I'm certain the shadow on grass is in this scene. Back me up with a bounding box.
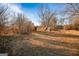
[8,39,79,56]
[32,35,79,48]
[0,35,29,54]
[0,35,79,56]
[8,41,79,56]
[36,31,79,38]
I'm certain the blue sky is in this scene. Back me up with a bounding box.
[2,3,66,26]
[19,3,66,25]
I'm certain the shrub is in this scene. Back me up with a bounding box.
[63,25,73,30]
[63,24,79,30]
[73,24,79,30]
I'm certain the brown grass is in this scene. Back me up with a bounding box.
[0,30,79,56]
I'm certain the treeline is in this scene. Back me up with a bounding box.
[0,4,79,35]
[36,4,79,31]
[63,4,79,30]
[0,4,34,35]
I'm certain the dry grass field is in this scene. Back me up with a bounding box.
[0,3,79,56]
[31,30,79,56]
[0,30,79,56]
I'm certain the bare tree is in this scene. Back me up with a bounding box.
[14,13,34,34]
[64,3,79,30]
[64,4,79,23]
[14,14,26,34]
[38,4,57,31]
[58,18,65,26]
[0,4,10,34]
[24,21,34,34]
[65,4,79,17]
